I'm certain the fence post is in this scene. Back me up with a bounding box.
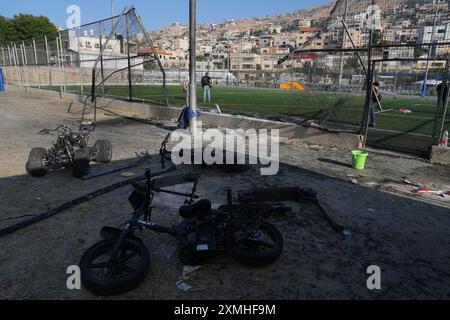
[1,47,7,85]
[432,57,450,148]
[32,38,41,89]
[21,41,30,90]
[56,35,64,97]
[16,44,24,87]
[125,12,133,101]
[13,44,22,86]
[7,46,15,85]
[76,29,84,95]
[44,35,53,91]
[99,21,105,96]
[58,32,67,93]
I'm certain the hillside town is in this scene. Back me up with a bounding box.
[144,0,450,86]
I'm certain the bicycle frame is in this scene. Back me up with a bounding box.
[108,169,200,261]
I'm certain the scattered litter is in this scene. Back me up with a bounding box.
[182,265,202,281]
[121,172,136,177]
[160,243,177,260]
[402,177,449,198]
[176,280,192,292]
[351,179,359,185]
[402,177,425,188]
[36,197,42,201]
[414,187,450,197]
[342,229,352,237]
[368,208,376,213]
[395,108,412,114]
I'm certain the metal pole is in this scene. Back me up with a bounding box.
[189,0,197,135]
[22,42,30,88]
[1,47,7,85]
[76,29,84,95]
[342,19,382,111]
[125,13,133,101]
[432,57,450,146]
[338,0,348,91]
[14,44,22,86]
[20,43,29,89]
[422,0,440,98]
[32,38,41,89]
[1,47,5,66]
[44,35,53,90]
[438,71,450,143]
[99,22,105,96]
[111,0,115,25]
[56,36,64,96]
[59,33,67,93]
[7,45,15,85]
[361,1,375,147]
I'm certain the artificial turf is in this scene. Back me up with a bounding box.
[56,84,446,138]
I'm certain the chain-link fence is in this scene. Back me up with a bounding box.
[278,0,450,156]
[1,1,450,156]
[0,8,169,106]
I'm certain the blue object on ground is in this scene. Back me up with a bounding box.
[0,67,5,92]
[178,106,200,129]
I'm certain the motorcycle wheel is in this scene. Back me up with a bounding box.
[73,148,90,178]
[93,140,113,163]
[80,239,150,296]
[226,222,283,267]
[26,148,48,177]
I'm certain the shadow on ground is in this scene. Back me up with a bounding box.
[0,156,449,300]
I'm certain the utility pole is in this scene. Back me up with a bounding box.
[111,0,115,19]
[189,0,197,135]
[338,0,348,91]
[422,0,441,98]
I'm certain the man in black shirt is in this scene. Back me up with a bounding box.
[437,79,449,107]
[201,72,212,102]
[369,82,382,128]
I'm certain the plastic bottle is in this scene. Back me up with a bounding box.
[441,130,449,147]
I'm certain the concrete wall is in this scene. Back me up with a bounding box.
[4,84,363,150]
[430,146,450,165]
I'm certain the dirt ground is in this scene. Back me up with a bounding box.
[0,91,449,300]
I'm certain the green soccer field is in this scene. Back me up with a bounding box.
[57,84,446,138]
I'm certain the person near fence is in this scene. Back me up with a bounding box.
[370,82,382,128]
[437,79,449,108]
[201,72,212,103]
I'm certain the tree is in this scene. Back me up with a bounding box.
[0,16,16,43]
[251,47,259,54]
[0,14,57,44]
[344,56,361,71]
[371,31,382,45]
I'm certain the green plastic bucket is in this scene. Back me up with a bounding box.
[352,150,369,170]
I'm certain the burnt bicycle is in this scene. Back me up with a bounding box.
[79,169,285,296]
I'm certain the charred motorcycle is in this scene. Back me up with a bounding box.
[26,125,113,178]
[79,169,284,296]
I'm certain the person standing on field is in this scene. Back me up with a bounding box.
[437,79,449,108]
[201,72,212,103]
[369,82,382,128]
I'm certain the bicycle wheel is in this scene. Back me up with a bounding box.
[80,239,150,296]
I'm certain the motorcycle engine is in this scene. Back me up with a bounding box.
[194,227,218,252]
